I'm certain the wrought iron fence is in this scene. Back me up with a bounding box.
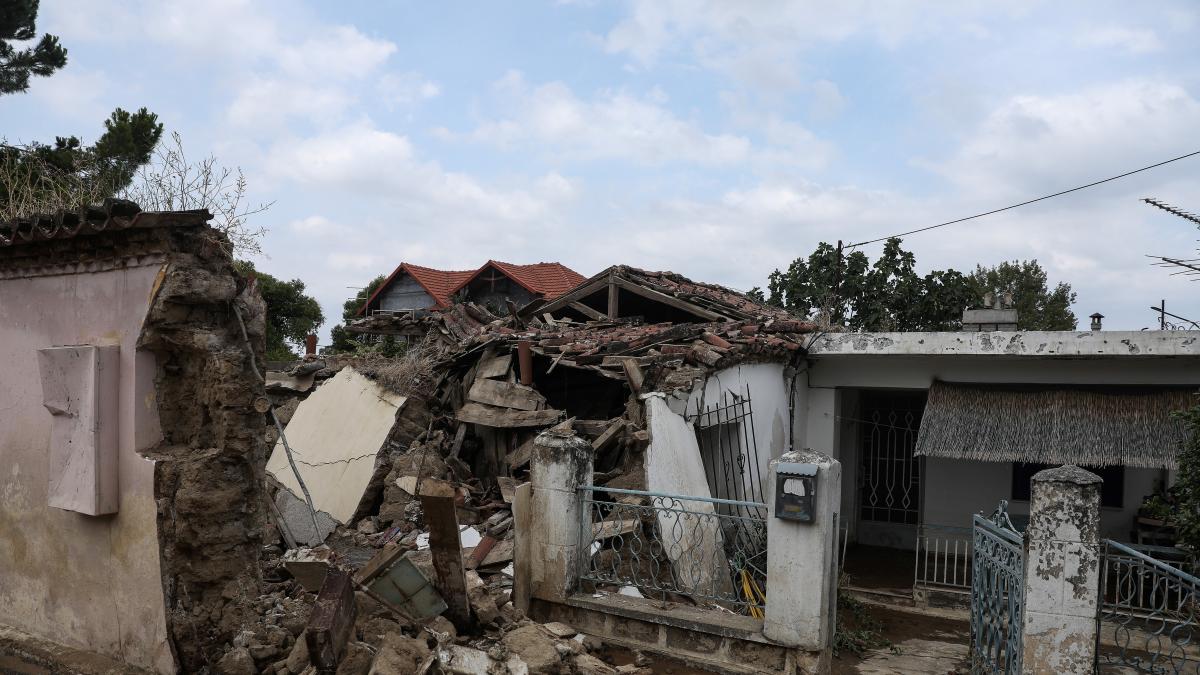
[1098,539,1200,673]
[915,524,973,592]
[578,485,768,614]
[971,502,1025,675]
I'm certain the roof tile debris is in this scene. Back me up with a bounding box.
[0,199,211,247]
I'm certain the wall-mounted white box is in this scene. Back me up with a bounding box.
[37,345,120,515]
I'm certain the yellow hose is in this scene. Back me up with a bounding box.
[740,569,766,619]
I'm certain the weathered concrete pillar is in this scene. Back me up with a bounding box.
[1021,465,1102,675]
[528,428,593,603]
[763,449,840,660]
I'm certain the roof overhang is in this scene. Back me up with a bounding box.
[914,381,1195,469]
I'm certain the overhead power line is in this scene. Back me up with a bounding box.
[847,149,1200,249]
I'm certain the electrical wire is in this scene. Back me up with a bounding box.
[847,149,1200,249]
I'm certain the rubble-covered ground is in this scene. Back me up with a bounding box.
[222,346,723,675]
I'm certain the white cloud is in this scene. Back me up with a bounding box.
[265,122,576,224]
[327,252,382,270]
[457,71,751,166]
[226,78,355,129]
[1076,25,1163,54]
[376,72,442,110]
[930,80,1200,199]
[289,215,340,235]
[452,71,832,169]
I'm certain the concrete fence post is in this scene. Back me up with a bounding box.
[763,449,841,660]
[1021,465,1102,675]
[527,428,593,603]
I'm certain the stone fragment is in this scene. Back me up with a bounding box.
[215,647,257,675]
[465,570,500,625]
[285,637,309,674]
[542,622,577,638]
[369,633,430,674]
[573,654,618,675]
[502,625,562,674]
[336,641,374,675]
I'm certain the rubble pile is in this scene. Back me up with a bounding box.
[218,266,822,674]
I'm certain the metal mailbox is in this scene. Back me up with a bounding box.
[774,462,818,523]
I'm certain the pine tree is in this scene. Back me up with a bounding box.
[0,0,68,95]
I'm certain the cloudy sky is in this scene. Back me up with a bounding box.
[9,1,1200,338]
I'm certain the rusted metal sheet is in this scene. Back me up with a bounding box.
[305,569,357,673]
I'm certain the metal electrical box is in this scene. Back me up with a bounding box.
[774,462,817,523]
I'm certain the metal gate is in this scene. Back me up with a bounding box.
[970,501,1025,675]
[1097,539,1200,673]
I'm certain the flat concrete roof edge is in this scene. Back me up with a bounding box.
[807,330,1200,358]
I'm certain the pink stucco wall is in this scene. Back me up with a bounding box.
[0,261,173,673]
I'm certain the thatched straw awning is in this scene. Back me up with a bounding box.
[914,381,1197,469]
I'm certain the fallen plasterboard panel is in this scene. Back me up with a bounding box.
[644,395,733,597]
[267,367,406,523]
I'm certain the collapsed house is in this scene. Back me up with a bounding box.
[7,204,1200,675]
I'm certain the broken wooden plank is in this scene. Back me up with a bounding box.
[419,478,473,630]
[306,569,357,673]
[512,482,532,613]
[448,423,467,461]
[479,538,514,568]
[354,543,408,585]
[497,476,518,503]
[456,402,562,428]
[568,301,606,321]
[476,353,512,380]
[592,419,624,453]
[465,535,498,570]
[622,359,644,393]
[467,379,545,411]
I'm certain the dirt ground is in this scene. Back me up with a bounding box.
[832,604,970,675]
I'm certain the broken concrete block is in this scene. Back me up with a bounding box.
[436,645,528,675]
[276,487,338,546]
[284,547,334,592]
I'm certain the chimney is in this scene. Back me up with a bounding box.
[961,293,1019,332]
[305,334,318,356]
[1090,313,1104,331]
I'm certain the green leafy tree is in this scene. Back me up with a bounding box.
[1172,405,1200,555]
[329,274,387,353]
[970,260,1077,330]
[1,107,163,218]
[1,0,67,95]
[764,238,975,331]
[237,262,325,361]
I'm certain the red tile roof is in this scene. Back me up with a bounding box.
[450,260,585,300]
[360,260,585,315]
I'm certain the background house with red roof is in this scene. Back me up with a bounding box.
[359,260,585,316]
